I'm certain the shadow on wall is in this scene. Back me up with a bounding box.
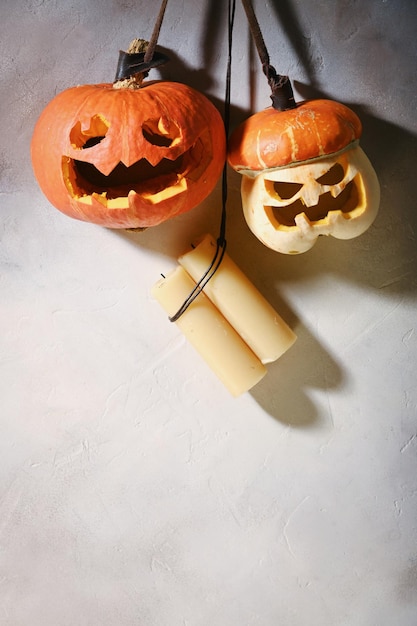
[114,85,416,423]
[154,0,319,121]
[112,9,417,423]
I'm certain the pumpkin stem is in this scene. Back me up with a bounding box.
[114,0,169,89]
[263,64,296,111]
[113,40,149,89]
[128,38,149,54]
[113,38,169,89]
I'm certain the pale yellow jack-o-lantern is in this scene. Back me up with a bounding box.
[228,99,380,254]
[241,144,380,254]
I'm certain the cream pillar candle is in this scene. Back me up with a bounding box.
[151,266,267,397]
[178,234,296,364]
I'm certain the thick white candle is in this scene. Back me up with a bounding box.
[178,234,297,364]
[151,266,267,397]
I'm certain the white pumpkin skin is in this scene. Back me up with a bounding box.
[240,145,380,254]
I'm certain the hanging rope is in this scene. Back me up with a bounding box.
[114,0,169,82]
[144,0,169,63]
[240,0,296,110]
[169,0,236,322]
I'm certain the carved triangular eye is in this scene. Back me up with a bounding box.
[70,115,109,149]
[273,181,303,200]
[142,117,181,147]
[316,162,345,185]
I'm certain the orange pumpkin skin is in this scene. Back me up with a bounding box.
[228,99,362,174]
[31,81,226,228]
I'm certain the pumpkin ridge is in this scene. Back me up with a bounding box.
[149,85,198,147]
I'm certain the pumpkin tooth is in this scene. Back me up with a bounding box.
[140,177,188,204]
[300,186,321,207]
[294,212,311,230]
[330,184,344,198]
[91,191,108,206]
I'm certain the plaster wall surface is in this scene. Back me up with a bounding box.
[1,1,416,625]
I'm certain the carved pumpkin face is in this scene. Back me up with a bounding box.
[228,99,380,254]
[31,81,226,229]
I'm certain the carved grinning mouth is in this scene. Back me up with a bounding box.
[63,143,206,208]
[265,178,360,228]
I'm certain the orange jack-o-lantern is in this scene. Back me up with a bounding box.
[31,80,226,229]
[228,99,380,254]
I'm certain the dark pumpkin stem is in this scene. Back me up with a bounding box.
[114,0,170,87]
[114,43,169,88]
[240,0,296,110]
[263,64,296,111]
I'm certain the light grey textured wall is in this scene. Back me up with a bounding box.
[1,3,417,625]
[1,0,416,182]
[1,0,416,272]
